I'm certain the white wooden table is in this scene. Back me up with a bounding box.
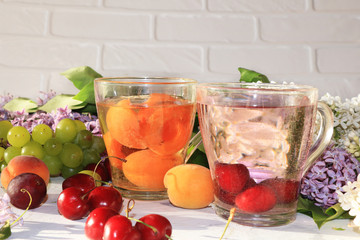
[4,177,360,240]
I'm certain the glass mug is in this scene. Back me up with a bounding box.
[196,82,333,227]
[94,77,197,200]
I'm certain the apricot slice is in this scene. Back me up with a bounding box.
[144,93,177,106]
[164,164,214,209]
[106,99,146,149]
[142,103,195,155]
[1,155,50,190]
[103,132,138,170]
[123,149,183,190]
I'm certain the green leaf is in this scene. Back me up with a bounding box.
[0,221,11,239]
[73,81,95,104]
[186,149,209,168]
[3,98,37,113]
[61,66,102,105]
[38,94,87,113]
[238,67,270,83]
[73,103,97,115]
[297,197,353,229]
[61,66,102,90]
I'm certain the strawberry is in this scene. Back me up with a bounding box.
[214,163,250,194]
[260,178,300,204]
[216,177,257,205]
[235,185,276,213]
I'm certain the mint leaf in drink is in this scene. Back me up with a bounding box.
[238,67,270,83]
[61,66,102,104]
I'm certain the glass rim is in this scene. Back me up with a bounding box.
[94,76,197,85]
[197,82,317,92]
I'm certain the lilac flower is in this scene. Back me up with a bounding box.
[36,90,56,106]
[301,145,360,209]
[0,194,23,227]
[0,92,102,136]
[0,93,13,109]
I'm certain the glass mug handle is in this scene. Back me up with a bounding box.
[302,101,334,174]
[186,101,334,174]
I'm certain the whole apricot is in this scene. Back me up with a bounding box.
[123,149,183,189]
[164,164,214,209]
[1,155,50,190]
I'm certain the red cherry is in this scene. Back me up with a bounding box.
[85,163,110,182]
[214,162,250,193]
[57,187,89,220]
[124,228,142,240]
[260,178,300,204]
[135,214,172,240]
[62,173,96,193]
[85,207,119,240]
[235,185,276,213]
[103,158,112,179]
[87,186,123,212]
[7,173,47,210]
[103,215,133,240]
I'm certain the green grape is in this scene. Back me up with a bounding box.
[74,120,86,132]
[32,124,53,145]
[75,130,93,149]
[42,155,63,177]
[7,126,31,148]
[4,146,21,164]
[0,147,5,161]
[82,148,101,167]
[0,161,7,172]
[21,140,45,159]
[61,165,82,179]
[91,136,106,154]
[59,143,83,168]
[0,120,13,144]
[44,138,63,156]
[55,118,77,143]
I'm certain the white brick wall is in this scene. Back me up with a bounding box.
[0,0,359,100]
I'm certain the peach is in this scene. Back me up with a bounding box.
[123,149,183,190]
[164,164,214,209]
[1,155,50,190]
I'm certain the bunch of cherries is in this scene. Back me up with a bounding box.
[57,171,172,240]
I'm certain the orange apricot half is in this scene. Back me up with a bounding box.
[142,103,195,155]
[106,99,146,149]
[103,132,126,170]
[164,164,214,209]
[123,149,183,190]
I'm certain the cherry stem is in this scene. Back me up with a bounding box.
[127,217,159,236]
[219,208,235,240]
[125,199,135,218]
[104,155,127,163]
[10,189,32,227]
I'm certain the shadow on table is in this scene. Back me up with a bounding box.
[12,220,84,240]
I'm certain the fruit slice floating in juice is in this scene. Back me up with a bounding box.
[106,99,147,149]
[103,132,138,170]
[123,149,183,189]
[142,103,194,155]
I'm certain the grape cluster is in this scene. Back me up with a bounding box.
[0,118,106,178]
